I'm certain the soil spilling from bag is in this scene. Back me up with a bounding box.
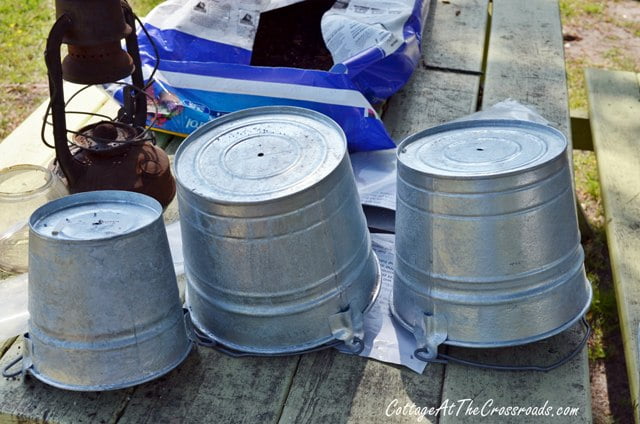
[251,0,335,70]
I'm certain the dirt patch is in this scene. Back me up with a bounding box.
[0,84,48,142]
[562,0,640,60]
[563,15,640,70]
[561,0,640,110]
[251,0,335,70]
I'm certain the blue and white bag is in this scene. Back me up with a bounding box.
[114,0,428,151]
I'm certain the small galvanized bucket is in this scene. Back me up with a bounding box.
[392,119,592,359]
[19,191,191,391]
[175,106,381,354]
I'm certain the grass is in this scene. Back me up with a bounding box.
[604,46,637,69]
[562,0,639,111]
[0,0,162,141]
[560,0,607,17]
[573,147,611,360]
[0,0,53,140]
[566,58,590,110]
[583,2,605,15]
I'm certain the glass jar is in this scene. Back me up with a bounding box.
[0,165,68,273]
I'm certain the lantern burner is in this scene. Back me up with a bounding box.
[73,122,140,152]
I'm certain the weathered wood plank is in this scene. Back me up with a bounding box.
[279,351,444,423]
[423,0,490,73]
[0,337,132,424]
[383,0,485,140]
[481,0,570,140]
[586,68,640,422]
[0,337,16,360]
[441,1,592,421]
[117,349,299,423]
[384,69,480,141]
[0,84,109,169]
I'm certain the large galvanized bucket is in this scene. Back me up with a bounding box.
[175,106,381,354]
[392,119,592,359]
[24,191,191,390]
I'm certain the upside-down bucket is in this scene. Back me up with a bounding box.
[392,119,592,359]
[175,106,381,354]
[23,191,191,390]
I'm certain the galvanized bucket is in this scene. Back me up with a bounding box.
[175,106,381,354]
[392,119,592,359]
[23,190,191,391]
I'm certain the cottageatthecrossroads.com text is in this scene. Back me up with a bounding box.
[385,398,581,420]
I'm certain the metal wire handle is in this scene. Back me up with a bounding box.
[414,317,591,372]
[2,355,23,379]
[41,80,161,150]
[183,309,364,358]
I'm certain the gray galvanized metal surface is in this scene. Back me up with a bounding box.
[24,190,191,391]
[392,119,592,357]
[175,106,380,354]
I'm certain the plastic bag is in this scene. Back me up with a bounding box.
[109,0,429,151]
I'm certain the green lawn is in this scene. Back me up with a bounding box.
[0,0,162,140]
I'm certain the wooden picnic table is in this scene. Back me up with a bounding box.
[0,0,593,422]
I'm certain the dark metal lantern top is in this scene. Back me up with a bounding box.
[56,0,135,84]
[62,42,134,85]
[55,0,132,45]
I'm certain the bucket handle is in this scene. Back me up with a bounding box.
[183,309,364,357]
[2,334,33,379]
[2,355,23,378]
[414,316,591,372]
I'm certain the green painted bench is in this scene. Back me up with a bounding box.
[0,1,593,422]
[585,68,640,423]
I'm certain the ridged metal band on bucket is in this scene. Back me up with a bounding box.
[175,106,381,354]
[392,119,592,358]
[26,190,192,391]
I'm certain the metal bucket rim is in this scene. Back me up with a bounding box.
[396,119,568,181]
[174,106,347,205]
[24,340,193,391]
[389,281,592,348]
[29,190,163,244]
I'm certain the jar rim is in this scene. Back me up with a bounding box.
[0,164,54,200]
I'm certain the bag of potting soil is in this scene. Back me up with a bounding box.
[110,0,429,151]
